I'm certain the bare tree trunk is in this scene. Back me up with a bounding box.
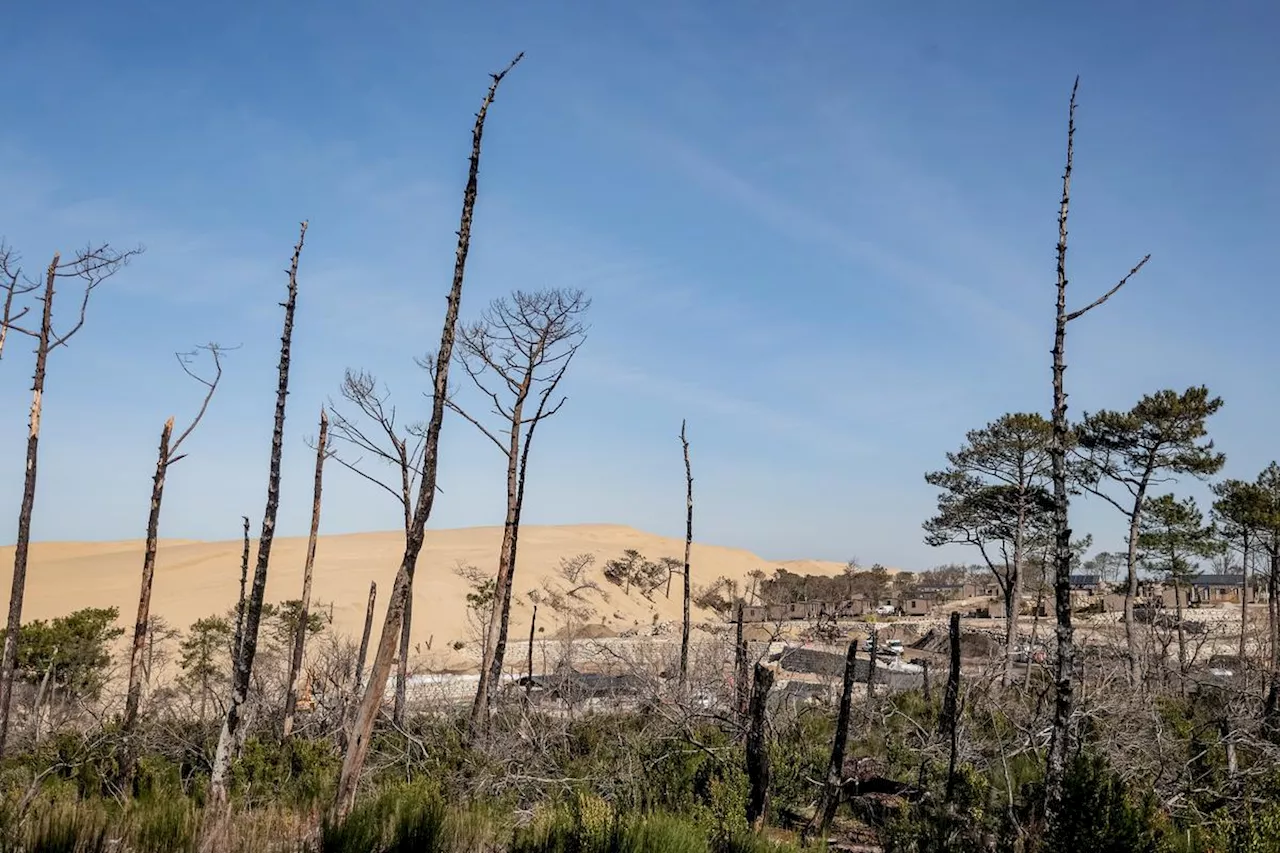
[922,660,932,704]
[470,413,525,730]
[526,604,536,704]
[1124,490,1146,685]
[943,611,962,803]
[1241,537,1250,662]
[680,420,693,693]
[867,630,878,699]
[0,257,57,756]
[333,54,522,819]
[735,601,749,721]
[31,649,56,747]
[354,582,376,696]
[233,516,250,667]
[1025,582,1044,692]
[812,640,857,843]
[119,419,173,784]
[1045,81,1079,809]
[394,586,412,726]
[283,409,328,739]
[745,662,774,831]
[206,222,307,822]
[1267,548,1279,729]
[1003,520,1024,688]
[1174,575,1187,687]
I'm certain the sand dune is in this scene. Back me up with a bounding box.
[1,524,851,671]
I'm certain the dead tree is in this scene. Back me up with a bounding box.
[809,639,858,843]
[942,612,961,803]
[1043,78,1149,807]
[354,582,376,695]
[680,420,693,693]
[333,53,523,819]
[120,344,226,783]
[735,601,750,721]
[0,243,140,755]
[206,222,308,818]
[283,409,330,738]
[867,630,879,699]
[745,662,774,831]
[526,603,538,704]
[326,368,426,718]
[0,244,38,362]
[449,286,591,732]
[233,516,251,664]
[394,593,412,725]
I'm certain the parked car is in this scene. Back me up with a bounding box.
[874,604,898,616]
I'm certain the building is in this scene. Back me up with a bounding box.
[1188,574,1261,605]
[1068,574,1103,593]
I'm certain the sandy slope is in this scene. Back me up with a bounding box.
[0,524,850,671]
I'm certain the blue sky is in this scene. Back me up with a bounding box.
[1,0,1276,570]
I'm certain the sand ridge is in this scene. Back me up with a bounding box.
[1,524,856,670]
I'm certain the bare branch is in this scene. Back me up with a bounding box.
[1065,254,1151,323]
[169,343,232,459]
[48,244,144,350]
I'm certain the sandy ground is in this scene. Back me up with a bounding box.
[0,523,852,672]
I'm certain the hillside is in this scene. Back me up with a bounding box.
[0,524,851,671]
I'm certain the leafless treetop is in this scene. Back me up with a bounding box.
[325,370,427,531]
[430,288,590,453]
[1,243,142,352]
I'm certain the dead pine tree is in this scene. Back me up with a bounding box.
[326,368,427,724]
[1043,77,1149,809]
[233,516,251,664]
[0,243,140,756]
[0,244,38,362]
[283,409,330,739]
[447,286,591,734]
[333,52,524,820]
[679,419,693,693]
[806,639,858,845]
[354,582,377,695]
[526,603,537,704]
[395,593,413,725]
[735,601,750,721]
[119,344,227,785]
[205,222,308,831]
[942,611,962,803]
[745,662,775,832]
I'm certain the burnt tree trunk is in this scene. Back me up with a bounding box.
[745,662,774,831]
[283,409,328,738]
[354,582,376,696]
[473,402,533,730]
[813,640,858,842]
[1045,82,1079,809]
[119,418,174,784]
[943,611,962,803]
[867,630,879,699]
[233,516,250,667]
[207,222,307,815]
[333,54,522,819]
[1123,484,1148,685]
[0,256,57,756]
[526,603,537,704]
[1241,536,1251,663]
[680,420,693,693]
[394,587,412,726]
[922,659,932,704]
[735,601,749,721]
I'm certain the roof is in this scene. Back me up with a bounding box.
[1193,574,1244,587]
[1068,574,1101,586]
